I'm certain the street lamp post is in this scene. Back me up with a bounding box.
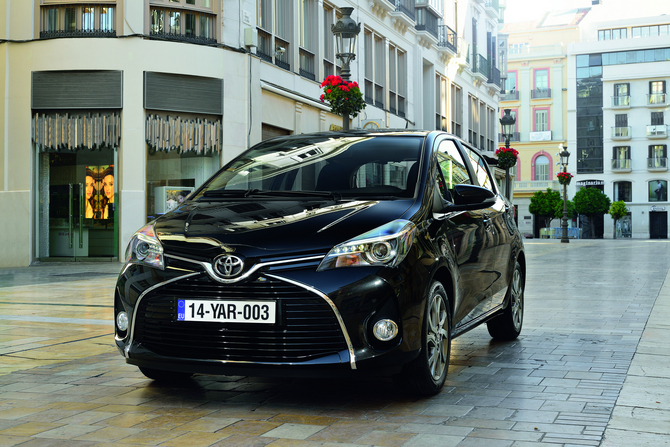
[331,7,361,130]
[499,109,516,199]
[558,143,571,243]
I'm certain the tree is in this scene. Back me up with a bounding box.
[609,201,629,239]
[573,188,612,239]
[529,188,562,229]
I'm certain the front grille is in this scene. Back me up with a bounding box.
[133,275,347,363]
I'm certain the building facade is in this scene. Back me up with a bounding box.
[499,10,587,237]
[568,14,670,238]
[0,0,502,267]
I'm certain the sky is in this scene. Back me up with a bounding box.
[503,0,594,23]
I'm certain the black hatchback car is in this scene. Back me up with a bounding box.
[115,130,525,396]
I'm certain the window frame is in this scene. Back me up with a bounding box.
[533,107,550,132]
[40,2,117,38]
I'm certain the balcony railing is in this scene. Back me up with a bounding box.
[299,48,315,81]
[498,132,520,142]
[515,180,561,192]
[474,54,489,78]
[648,157,668,171]
[612,158,632,171]
[274,37,290,71]
[488,66,501,87]
[531,88,551,99]
[437,25,457,53]
[647,124,668,138]
[257,28,273,63]
[395,0,416,21]
[612,126,631,139]
[485,0,500,10]
[500,90,519,101]
[415,9,439,39]
[611,95,630,107]
[647,93,667,106]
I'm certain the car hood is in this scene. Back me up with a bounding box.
[154,198,416,260]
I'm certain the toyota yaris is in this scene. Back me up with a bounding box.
[115,130,525,396]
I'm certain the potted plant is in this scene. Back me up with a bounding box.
[557,171,573,186]
[495,147,519,170]
[320,75,366,118]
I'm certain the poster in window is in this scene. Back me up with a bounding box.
[650,180,667,202]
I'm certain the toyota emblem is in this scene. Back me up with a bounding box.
[214,255,244,278]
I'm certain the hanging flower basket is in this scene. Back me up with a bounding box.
[495,147,519,170]
[557,171,573,186]
[320,75,366,118]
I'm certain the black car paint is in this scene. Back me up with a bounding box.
[115,130,524,378]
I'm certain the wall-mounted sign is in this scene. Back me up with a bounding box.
[529,131,552,141]
[576,180,605,186]
[650,206,666,212]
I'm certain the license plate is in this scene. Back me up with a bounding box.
[177,299,276,324]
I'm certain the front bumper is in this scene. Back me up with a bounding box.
[114,254,426,378]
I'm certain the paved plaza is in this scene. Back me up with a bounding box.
[0,239,668,446]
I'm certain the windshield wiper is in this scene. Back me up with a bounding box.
[202,189,253,198]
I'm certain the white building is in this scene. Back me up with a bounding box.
[568,13,670,238]
[0,0,502,267]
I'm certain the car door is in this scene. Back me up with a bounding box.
[430,138,490,328]
[460,143,513,311]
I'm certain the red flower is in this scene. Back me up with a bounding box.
[326,89,331,93]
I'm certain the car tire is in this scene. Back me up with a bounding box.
[397,281,451,396]
[487,260,524,340]
[139,367,193,382]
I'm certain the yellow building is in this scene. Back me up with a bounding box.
[500,9,589,237]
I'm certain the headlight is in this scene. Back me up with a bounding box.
[317,219,416,271]
[124,223,164,269]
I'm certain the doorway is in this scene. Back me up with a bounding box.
[650,211,668,239]
[36,149,117,261]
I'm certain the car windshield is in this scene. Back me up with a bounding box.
[195,134,424,200]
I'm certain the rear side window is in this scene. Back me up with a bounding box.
[464,148,495,192]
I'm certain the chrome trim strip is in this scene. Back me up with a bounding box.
[128,272,201,345]
[125,269,356,369]
[165,253,325,284]
[265,273,357,370]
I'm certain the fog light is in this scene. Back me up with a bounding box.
[116,311,129,331]
[373,319,398,341]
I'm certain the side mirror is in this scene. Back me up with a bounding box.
[445,184,496,212]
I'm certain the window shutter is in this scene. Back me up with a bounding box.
[144,72,223,115]
[615,114,627,126]
[32,71,123,109]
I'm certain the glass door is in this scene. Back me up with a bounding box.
[37,149,117,261]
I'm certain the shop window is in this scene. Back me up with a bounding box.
[614,181,632,202]
[145,113,221,221]
[150,0,216,45]
[40,3,116,38]
[650,180,668,202]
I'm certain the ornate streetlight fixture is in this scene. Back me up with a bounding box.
[499,109,517,199]
[331,7,361,130]
[558,143,571,243]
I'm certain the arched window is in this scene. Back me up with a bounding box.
[534,155,549,181]
[614,181,632,202]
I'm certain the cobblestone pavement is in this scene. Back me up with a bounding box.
[0,239,669,447]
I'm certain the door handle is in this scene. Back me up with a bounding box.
[78,183,84,249]
[68,184,73,249]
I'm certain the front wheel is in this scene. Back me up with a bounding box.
[396,281,451,396]
[487,260,524,340]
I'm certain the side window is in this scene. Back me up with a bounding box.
[464,147,496,192]
[436,140,472,199]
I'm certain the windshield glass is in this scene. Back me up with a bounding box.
[195,135,424,200]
